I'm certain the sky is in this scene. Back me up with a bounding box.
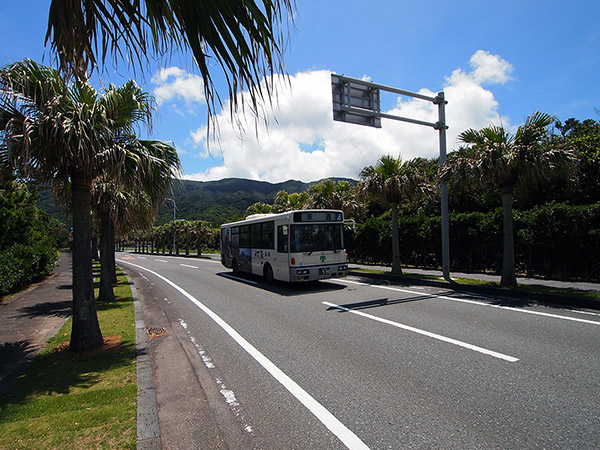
[1,1,599,183]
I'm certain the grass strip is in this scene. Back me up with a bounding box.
[0,265,137,450]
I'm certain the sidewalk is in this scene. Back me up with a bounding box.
[350,263,600,292]
[0,250,72,398]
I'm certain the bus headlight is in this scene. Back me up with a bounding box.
[296,269,310,275]
[338,265,348,271]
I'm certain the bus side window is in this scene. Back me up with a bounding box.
[277,225,288,253]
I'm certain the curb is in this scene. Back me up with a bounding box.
[129,277,162,450]
[348,270,600,311]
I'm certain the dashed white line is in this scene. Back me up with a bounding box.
[323,301,519,363]
[119,259,369,450]
[338,279,600,326]
[180,264,199,269]
[155,259,168,263]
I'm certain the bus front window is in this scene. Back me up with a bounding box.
[290,224,343,253]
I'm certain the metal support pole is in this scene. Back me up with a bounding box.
[436,92,451,281]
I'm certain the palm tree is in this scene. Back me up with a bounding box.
[359,155,434,275]
[246,202,273,215]
[307,179,361,218]
[45,0,295,119]
[272,190,308,212]
[93,81,179,302]
[440,112,575,287]
[0,60,178,350]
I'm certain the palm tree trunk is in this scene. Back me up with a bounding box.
[391,202,403,275]
[109,222,117,284]
[500,188,517,287]
[70,178,103,351]
[98,211,115,302]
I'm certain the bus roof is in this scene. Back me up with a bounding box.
[221,209,344,228]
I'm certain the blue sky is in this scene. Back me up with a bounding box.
[1,1,599,182]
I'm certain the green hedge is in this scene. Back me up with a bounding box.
[348,202,600,281]
[0,238,58,298]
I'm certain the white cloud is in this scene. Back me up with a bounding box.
[151,67,206,106]
[182,50,515,182]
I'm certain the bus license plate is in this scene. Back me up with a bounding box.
[319,268,330,275]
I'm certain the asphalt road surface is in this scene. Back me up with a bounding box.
[118,253,600,449]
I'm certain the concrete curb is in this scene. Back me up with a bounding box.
[129,278,162,450]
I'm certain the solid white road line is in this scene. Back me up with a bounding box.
[118,259,370,450]
[323,301,519,363]
[338,279,600,326]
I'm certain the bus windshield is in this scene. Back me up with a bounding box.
[290,224,344,253]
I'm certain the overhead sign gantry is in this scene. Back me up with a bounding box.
[331,74,451,281]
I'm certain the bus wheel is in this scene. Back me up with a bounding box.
[263,264,274,284]
[232,259,239,276]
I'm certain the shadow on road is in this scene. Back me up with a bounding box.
[217,271,348,296]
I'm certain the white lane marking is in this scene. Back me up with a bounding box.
[155,259,168,263]
[118,259,369,450]
[179,319,215,368]
[323,301,519,363]
[137,256,147,259]
[180,264,199,269]
[338,279,600,326]
[216,378,254,434]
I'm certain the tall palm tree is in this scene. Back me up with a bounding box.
[359,155,434,274]
[93,81,179,302]
[95,139,179,302]
[440,112,575,287]
[0,60,178,350]
[45,0,295,119]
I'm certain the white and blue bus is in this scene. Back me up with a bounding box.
[220,210,349,282]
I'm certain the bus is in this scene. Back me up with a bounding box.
[220,209,349,282]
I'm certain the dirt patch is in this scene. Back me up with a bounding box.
[53,335,122,356]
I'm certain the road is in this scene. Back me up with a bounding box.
[118,253,600,449]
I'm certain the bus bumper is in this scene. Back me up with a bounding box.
[290,264,348,282]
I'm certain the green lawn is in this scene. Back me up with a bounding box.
[0,266,137,449]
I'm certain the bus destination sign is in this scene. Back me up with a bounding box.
[295,212,343,223]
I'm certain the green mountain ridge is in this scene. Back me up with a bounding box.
[36,177,357,226]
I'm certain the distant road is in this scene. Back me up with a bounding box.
[119,253,600,449]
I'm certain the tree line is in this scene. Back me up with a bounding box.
[241,113,599,284]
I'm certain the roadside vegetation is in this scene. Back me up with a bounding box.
[0,265,137,449]
[0,181,67,299]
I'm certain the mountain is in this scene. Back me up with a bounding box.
[37,177,357,226]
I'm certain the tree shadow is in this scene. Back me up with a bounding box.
[0,338,137,406]
[12,300,72,319]
[0,340,37,398]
